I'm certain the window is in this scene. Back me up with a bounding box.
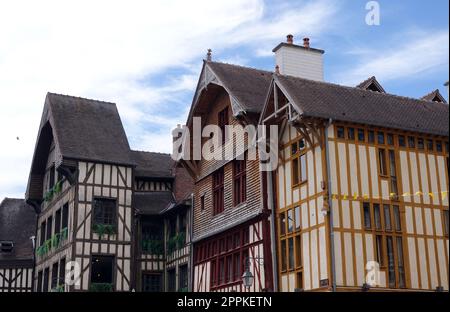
[368,131,375,143]
[292,141,307,186]
[40,220,46,246]
[59,258,66,286]
[393,206,401,232]
[396,237,406,288]
[386,236,395,287]
[55,209,62,234]
[417,138,424,150]
[389,150,398,197]
[374,204,382,230]
[179,265,188,291]
[90,255,114,287]
[436,141,443,152]
[427,140,434,151]
[287,209,294,233]
[0,241,13,253]
[444,210,449,236]
[62,203,69,229]
[279,213,286,236]
[288,237,294,270]
[46,216,53,241]
[348,128,355,140]
[218,107,228,145]
[398,135,406,147]
[378,149,387,176]
[292,158,299,185]
[233,160,246,206]
[295,206,301,231]
[37,271,43,292]
[384,205,392,231]
[93,198,116,226]
[213,168,224,215]
[51,262,59,289]
[358,129,365,142]
[337,127,345,139]
[281,240,287,271]
[142,273,162,292]
[200,195,205,211]
[408,136,415,148]
[167,269,176,292]
[377,132,385,144]
[43,268,50,292]
[363,203,371,229]
[387,134,394,146]
[375,235,384,267]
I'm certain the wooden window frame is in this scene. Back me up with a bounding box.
[291,139,308,187]
[218,107,228,145]
[233,159,247,206]
[92,197,117,227]
[213,168,225,215]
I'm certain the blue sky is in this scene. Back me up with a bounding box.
[0,0,448,199]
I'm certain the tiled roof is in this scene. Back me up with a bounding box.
[421,89,447,104]
[207,61,273,113]
[47,93,134,165]
[0,198,36,262]
[133,191,174,215]
[131,150,174,178]
[275,74,449,136]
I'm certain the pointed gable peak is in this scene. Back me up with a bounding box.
[356,76,386,93]
[421,89,447,104]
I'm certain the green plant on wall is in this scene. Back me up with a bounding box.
[167,232,186,254]
[89,283,113,292]
[92,223,117,237]
[43,180,63,203]
[142,239,164,255]
[36,227,69,258]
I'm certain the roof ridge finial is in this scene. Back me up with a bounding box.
[275,65,280,75]
[206,49,212,61]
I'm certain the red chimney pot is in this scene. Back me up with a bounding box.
[287,34,294,44]
[303,37,310,48]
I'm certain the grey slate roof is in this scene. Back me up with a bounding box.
[130,150,174,178]
[134,192,174,215]
[47,93,134,165]
[275,74,449,137]
[207,61,273,113]
[0,198,36,262]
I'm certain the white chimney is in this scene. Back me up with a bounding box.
[273,35,324,81]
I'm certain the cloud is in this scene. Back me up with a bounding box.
[334,30,449,86]
[0,0,339,199]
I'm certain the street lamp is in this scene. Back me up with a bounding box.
[241,257,263,289]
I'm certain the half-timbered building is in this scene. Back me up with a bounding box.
[26,93,137,292]
[179,59,275,292]
[0,198,36,292]
[259,36,449,292]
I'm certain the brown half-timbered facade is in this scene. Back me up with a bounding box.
[258,36,449,292]
[179,60,275,292]
[0,198,36,292]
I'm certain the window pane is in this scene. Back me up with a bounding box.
[368,131,375,143]
[376,235,384,267]
[291,142,298,155]
[408,136,415,148]
[358,129,365,142]
[396,237,406,288]
[288,237,294,270]
[299,139,306,150]
[436,141,443,152]
[417,138,424,150]
[393,206,401,231]
[384,205,392,231]
[280,213,286,236]
[300,154,307,182]
[348,128,355,140]
[363,203,371,229]
[444,210,449,236]
[389,150,397,177]
[91,255,114,285]
[378,149,387,175]
[292,158,299,185]
[386,236,395,288]
[387,134,394,145]
[287,210,294,233]
[398,135,406,147]
[377,132,385,144]
[281,240,287,271]
[374,204,382,230]
[295,206,301,231]
[337,127,345,138]
[427,140,434,151]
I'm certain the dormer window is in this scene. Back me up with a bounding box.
[0,241,14,253]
